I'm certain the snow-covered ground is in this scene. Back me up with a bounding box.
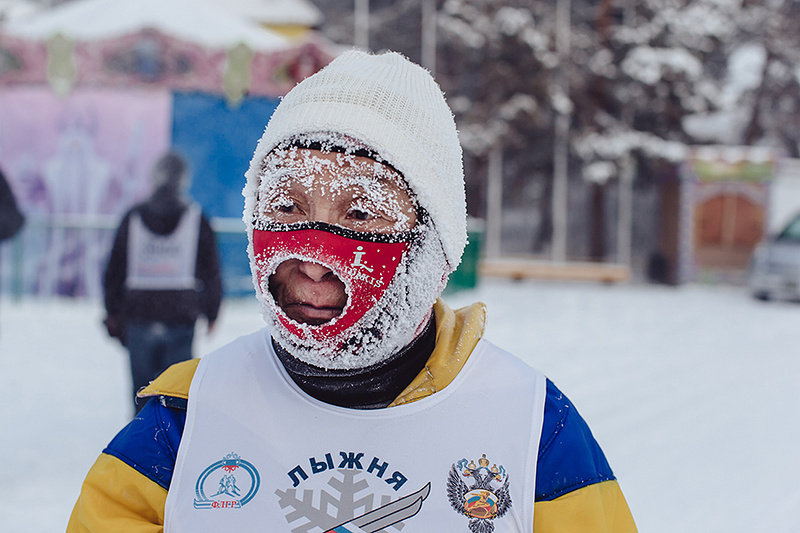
[1,278,799,532]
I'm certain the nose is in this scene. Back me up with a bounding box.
[309,203,338,227]
[298,261,334,282]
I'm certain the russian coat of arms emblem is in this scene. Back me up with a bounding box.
[447,454,512,532]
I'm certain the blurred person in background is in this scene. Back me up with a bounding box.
[0,167,25,336]
[70,52,635,532]
[0,168,25,244]
[102,151,222,413]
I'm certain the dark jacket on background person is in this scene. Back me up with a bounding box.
[0,169,24,243]
[0,169,25,337]
[103,196,222,327]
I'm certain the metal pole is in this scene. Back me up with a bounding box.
[355,0,369,50]
[486,144,504,257]
[617,1,635,267]
[421,0,437,75]
[617,154,634,266]
[551,0,571,262]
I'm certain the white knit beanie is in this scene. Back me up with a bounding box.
[243,49,467,271]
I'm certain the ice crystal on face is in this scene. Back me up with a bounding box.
[247,136,450,370]
[275,469,404,533]
[256,145,416,234]
[262,220,447,370]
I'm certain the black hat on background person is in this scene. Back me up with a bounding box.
[147,151,191,215]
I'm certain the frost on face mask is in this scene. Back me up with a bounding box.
[253,223,447,370]
[247,135,450,370]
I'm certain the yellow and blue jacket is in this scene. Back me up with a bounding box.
[68,300,637,532]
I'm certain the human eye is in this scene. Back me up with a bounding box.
[347,207,374,221]
[275,201,297,214]
[257,190,305,222]
[346,199,380,223]
[272,198,304,218]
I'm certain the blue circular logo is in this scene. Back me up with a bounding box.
[193,453,260,509]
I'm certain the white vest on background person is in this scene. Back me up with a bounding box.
[126,203,201,291]
[164,327,547,533]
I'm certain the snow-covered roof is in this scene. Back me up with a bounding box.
[2,0,291,52]
[218,0,323,27]
[0,0,39,22]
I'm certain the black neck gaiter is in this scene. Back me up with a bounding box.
[272,316,436,409]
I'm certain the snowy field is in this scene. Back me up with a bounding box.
[1,278,799,532]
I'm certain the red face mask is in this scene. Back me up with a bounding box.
[253,222,415,342]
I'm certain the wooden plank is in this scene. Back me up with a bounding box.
[479,258,631,283]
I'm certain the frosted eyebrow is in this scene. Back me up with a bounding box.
[259,150,414,209]
[342,157,411,197]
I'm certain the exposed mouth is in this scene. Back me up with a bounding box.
[267,256,349,326]
[281,302,344,326]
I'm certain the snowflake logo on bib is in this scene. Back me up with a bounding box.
[447,454,511,532]
[276,468,430,532]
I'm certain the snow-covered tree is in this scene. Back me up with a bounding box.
[310,0,800,260]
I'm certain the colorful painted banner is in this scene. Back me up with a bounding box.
[0,87,171,297]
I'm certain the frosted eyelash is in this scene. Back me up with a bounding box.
[347,201,379,220]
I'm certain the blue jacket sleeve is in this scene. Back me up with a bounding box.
[535,379,616,501]
[103,397,187,490]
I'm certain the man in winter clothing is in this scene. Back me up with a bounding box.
[0,168,25,337]
[103,151,222,413]
[70,51,636,532]
[0,168,24,244]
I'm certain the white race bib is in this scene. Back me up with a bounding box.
[165,328,546,533]
[126,204,201,290]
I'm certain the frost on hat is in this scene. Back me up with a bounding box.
[244,49,467,272]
